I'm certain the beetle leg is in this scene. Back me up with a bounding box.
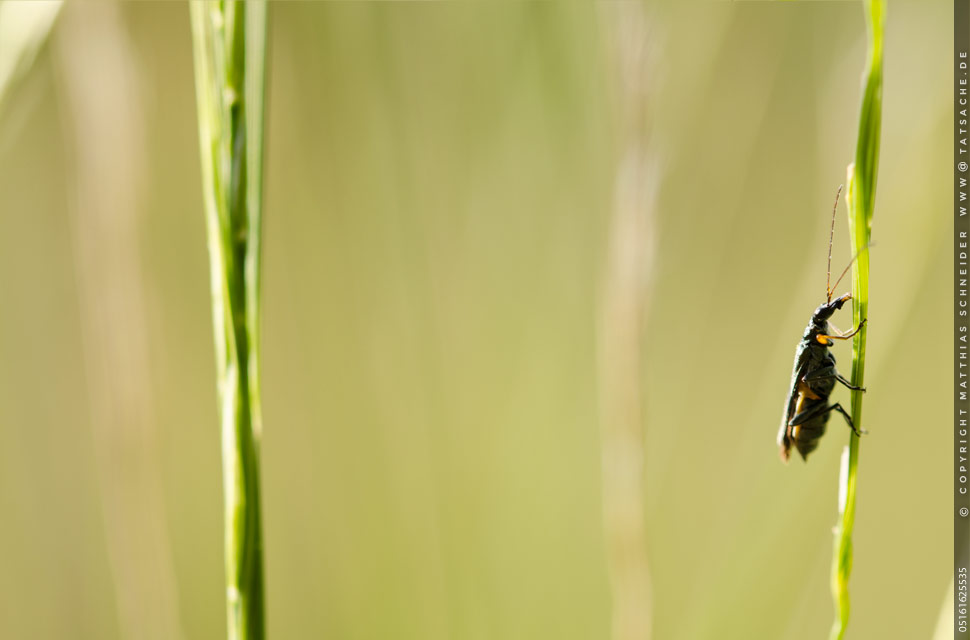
[790,401,866,436]
[802,366,866,392]
[802,367,835,383]
[828,403,866,436]
[789,401,862,432]
[834,372,865,392]
[789,401,827,426]
[819,318,867,342]
[817,333,848,342]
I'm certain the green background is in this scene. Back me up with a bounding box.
[0,1,951,638]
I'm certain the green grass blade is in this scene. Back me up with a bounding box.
[829,1,882,638]
[190,2,268,639]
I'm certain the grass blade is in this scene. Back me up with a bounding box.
[830,1,883,638]
[190,2,268,638]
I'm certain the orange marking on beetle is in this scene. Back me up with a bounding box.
[796,380,821,401]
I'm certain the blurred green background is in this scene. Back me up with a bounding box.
[0,1,952,639]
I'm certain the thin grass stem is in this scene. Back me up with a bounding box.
[190,2,268,638]
[829,1,883,638]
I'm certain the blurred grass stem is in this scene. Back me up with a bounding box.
[58,4,183,637]
[0,0,61,119]
[598,3,657,639]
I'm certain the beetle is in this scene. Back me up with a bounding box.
[778,186,867,463]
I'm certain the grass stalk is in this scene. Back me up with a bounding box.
[829,1,883,638]
[190,3,268,639]
[598,4,657,639]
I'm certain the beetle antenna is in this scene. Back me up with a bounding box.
[830,242,874,295]
[826,185,843,303]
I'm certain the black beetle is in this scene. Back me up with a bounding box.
[777,187,867,463]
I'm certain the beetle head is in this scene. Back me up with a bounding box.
[813,292,851,324]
